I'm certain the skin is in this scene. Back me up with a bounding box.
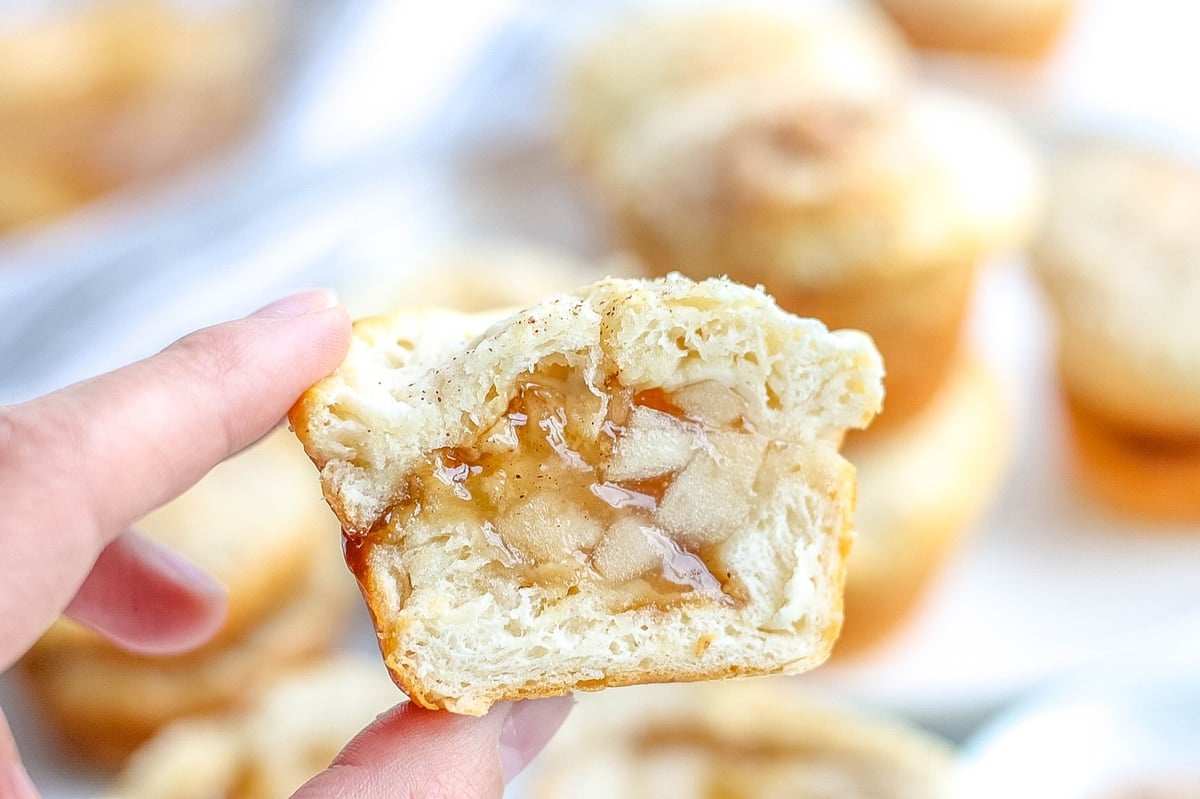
[0,289,571,799]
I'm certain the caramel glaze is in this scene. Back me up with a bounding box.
[344,368,751,611]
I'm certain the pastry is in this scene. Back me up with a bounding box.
[291,275,884,714]
[1031,140,1200,521]
[877,0,1073,60]
[1064,391,1200,523]
[104,655,399,799]
[601,86,1037,430]
[837,356,1010,655]
[36,429,332,654]
[0,0,281,230]
[23,534,354,766]
[21,429,355,764]
[563,3,911,181]
[529,679,956,798]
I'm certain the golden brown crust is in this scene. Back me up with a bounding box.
[1065,394,1200,523]
[878,0,1073,60]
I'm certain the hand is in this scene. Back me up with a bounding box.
[0,289,571,799]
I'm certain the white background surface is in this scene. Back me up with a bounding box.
[3,1,1200,796]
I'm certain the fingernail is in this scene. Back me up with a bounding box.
[155,548,228,599]
[250,288,339,319]
[135,533,228,599]
[498,695,574,783]
[7,763,39,799]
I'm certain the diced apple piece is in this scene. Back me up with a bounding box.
[605,405,696,482]
[657,454,747,547]
[672,380,747,427]
[592,516,665,582]
[496,492,605,562]
[657,431,765,548]
[708,430,769,479]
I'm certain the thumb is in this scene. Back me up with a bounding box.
[292,697,573,799]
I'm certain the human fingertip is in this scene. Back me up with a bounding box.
[6,762,39,799]
[66,531,228,656]
[249,288,340,320]
[499,694,574,783]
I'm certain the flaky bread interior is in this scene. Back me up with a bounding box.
[530,680,955,799]
[292,275,883,714]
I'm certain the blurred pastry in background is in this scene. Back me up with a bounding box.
[339,241,628,318]
[875,0,1074,60]
[0,0,289,232]
[838,356,1010,655]
[1065,396,1200,525]
[562,2,912,183]
[529,679,955,798]
[104,655,399,799]
[1032,140,1200,522]
[20,430,356,766]
[591,79,1037,431]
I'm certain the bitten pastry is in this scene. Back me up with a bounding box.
[529,680,955,798]
[599,86,1036,429]
[876,0,1073,61]
[291,275,884,714]
[837,356,1010,655]
[1032,140,1200,521]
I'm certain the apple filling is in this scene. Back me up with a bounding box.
[358,362,784,610]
